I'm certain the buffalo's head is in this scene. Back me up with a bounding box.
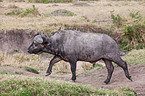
[28,32,48,54]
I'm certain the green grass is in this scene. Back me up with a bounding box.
[0,74,136,96]
[110,11,145,51]
[23,66,39,74]
[5,5,41,17]
[123,49,145,65]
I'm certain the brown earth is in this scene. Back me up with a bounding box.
[1,63,145,96]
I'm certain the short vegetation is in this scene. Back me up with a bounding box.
[0,52,45,72]
[123,49,145,65]
[0,74,135,96]
[5,5,41,17]
[110,11,145,51]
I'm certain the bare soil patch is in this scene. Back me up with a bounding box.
[50,9,76,16]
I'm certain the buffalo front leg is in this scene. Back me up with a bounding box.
[45,56,61,76]
[103,59,114,84]
[70,61,77,82]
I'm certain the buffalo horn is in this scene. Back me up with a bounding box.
[41,31,46,42]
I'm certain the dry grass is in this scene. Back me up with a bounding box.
[123,49,145,65]
[0,52,46,72]
[0,1,145,32]
[0,51,104,75]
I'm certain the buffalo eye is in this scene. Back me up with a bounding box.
[34,44,38,46]
[42,42,48,47]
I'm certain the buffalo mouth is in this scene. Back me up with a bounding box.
[27,49,42,54]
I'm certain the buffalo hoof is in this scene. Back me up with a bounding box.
[103,80,110,85]
[45,73,51,76]
[69,80,75,82]
[102,82,110,85]
[129,77,133,82]
[128,76,133,81]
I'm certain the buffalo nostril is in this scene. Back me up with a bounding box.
[27,50,30,53]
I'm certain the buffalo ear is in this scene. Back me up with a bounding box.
[41,31,47,42]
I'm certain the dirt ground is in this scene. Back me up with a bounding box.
[1,63,145,95]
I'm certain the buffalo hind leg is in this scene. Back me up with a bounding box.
[45,56,61,76]
[70,61,77,82]
[103,59,114,84]
[113,58,132,81]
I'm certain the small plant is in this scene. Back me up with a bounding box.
[24,66,39,74]
[6,9,22,16]
[81,62,93,71]
[5,5,41,17]
[55,61,70,73]
[110,10,123,27]
[81,62,104,71]
[82,16,90,22]
[0,70,10,74]
[130,11,142,19]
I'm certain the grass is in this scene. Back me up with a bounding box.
[0,51,101,74]
[0,49,144,75]
[0,74,136,96]
[81,62,104,71]
[0,70,23,75]
[0,50,142,96]
[1,1,145,50]
[110,10,145,50]
[1,1,144,30]
[23,66,39,74]
[5,5,41,17]
[0,52,46,72]
[123,49,145,65]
